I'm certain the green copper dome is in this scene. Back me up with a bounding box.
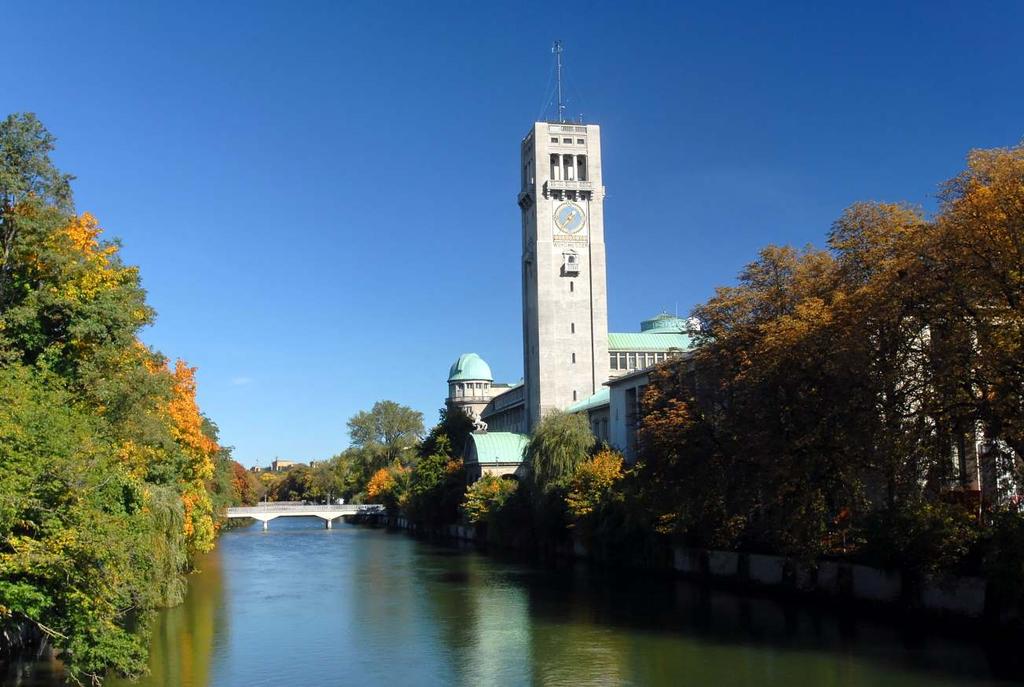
[640,313,688,334]
[448,353,493,382]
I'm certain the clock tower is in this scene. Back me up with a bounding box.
[518,121,610,429]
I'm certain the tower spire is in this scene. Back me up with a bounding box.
[552,40,565,123]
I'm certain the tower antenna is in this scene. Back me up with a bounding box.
[552,40,565,123]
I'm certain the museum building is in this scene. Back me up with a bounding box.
[445,119,691,482]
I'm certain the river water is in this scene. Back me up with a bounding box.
[11,517,1024,686]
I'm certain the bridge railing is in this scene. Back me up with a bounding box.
[225,504,384,516]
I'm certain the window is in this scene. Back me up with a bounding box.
[563,154,575,180]
[550,154,561,180]
[573,390,578,401]
[576,155,587,181]
[577,138,584,144]
[618,352,626,368]
[610,354,618,370]
[550,137,558,143]
[570,281,574,293]
[563,251,579,275]
[571,353,576,364]
[563,138,572,144]
[571,322,575,334]
[627,353,637,369]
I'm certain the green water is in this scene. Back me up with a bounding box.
[10,519,1023,686]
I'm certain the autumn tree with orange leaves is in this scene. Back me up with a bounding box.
[637,142,1024,574]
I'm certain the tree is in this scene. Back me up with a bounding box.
[526,410,595,494]
[0,113,73,307]
[228,462,260,506]
[347,400,424,471]
[419,406,475,461]
[461,475,518,525]
[268,466,312,502]
[566,449,625,523]
[367,465,409,515]
[0,113,232,680]
[936,144,1024,464]
[405,433,466,527]
[0,364,181,682]
[163,360,218,556]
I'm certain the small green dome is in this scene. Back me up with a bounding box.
[448,353,493,382]
[641,313,687,333]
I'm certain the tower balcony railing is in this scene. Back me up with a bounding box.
[451,394,496,403]
[544,179,593,195]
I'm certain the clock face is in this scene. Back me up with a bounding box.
[553,201,586,234]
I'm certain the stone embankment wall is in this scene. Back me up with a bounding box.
[381,515,994,623]
[673,548,987,619]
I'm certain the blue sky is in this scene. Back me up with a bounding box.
[4,1,1022,466]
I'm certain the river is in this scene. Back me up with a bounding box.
[10,517,1024,686]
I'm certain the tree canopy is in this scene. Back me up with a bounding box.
[347,400,424,469]
[638,142,1024,566]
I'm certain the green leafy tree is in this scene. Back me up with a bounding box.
[347,400,424,471]
[419,406,474,461]
[526,410,595,494]
[0,113,73,308]
[405,434,466,527]
[0,365,163,681]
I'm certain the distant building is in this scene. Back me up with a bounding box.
[271,459,298,472]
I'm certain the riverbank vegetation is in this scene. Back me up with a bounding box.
[645,143,1024,599]
[630,142,1024,592]
[0,114,249,683]
[362,142,1024,618]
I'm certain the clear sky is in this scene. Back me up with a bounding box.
[4,1,1022,466]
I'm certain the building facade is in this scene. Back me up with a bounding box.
[445,120,692,480]
[519,122,610,429]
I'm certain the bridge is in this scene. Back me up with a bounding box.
[226,503,385,529]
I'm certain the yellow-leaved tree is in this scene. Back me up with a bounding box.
[164,359,218,555]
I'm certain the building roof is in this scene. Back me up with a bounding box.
[566,387,610,413]
[606,367,654,387]
[641,313,688,333]
[608,332,691,351]
[466,432,529,465]
[448,353,494,382]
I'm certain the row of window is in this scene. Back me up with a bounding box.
[451,381,490,398]
[551,154,588,181]
[610,351,674,371]
[523,153,590,187]
[551,137,586,145]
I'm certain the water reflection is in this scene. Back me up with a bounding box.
[108,539,225,687]
[19,517,1023,686]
